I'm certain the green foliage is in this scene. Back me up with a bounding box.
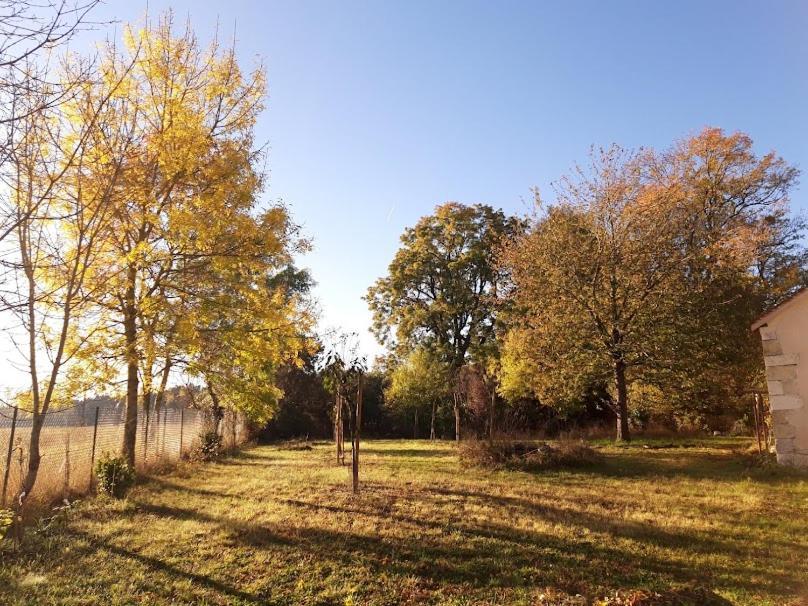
[94,453,135,499]
[366,202,522,369]
[385,348,449,414]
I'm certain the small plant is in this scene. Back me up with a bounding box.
[0,508,13,540]
[94,453,135,498]
[197,431,223,461]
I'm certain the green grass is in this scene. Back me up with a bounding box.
[1,438,807,605]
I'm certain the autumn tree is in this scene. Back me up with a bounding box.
[499,146,696,441]
[638,128,804,424]
[181,209,314,434]
[0,1,103,245]
[0,51,131,525]
[366,202,520,440]
[74,14,269,465]
[500,130,802,440]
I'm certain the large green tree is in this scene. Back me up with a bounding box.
[366,202,520,440]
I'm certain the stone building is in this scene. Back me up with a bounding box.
[751,287,808,467]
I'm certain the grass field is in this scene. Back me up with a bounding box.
[1,438,807,605]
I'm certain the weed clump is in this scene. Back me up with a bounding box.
[460,438,600,471]
[195,431,223,461]
[94,453,135,498]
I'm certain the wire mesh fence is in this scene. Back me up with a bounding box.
[0,402,248,509]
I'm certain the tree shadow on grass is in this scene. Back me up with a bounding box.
[554,448,808,486]
[63,528,268,605]
[141,472,805,592]
[120,494,801,601]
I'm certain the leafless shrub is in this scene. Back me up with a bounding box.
[459,438,600,471]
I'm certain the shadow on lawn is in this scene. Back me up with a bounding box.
[16,442,799,605]
[73,531,268,604]
[591,449,808,485]
[117,491,801,602]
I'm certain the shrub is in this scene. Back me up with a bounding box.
[94,453,135,498]
[0,508,13,540]
[277,438,312,451]
[196,431,223,461]
[459,438,600,471]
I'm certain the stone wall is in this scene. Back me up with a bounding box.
[760,326,808,466]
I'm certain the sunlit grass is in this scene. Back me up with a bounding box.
[1,438,806,605]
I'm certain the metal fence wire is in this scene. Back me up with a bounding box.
[0,402,247,508]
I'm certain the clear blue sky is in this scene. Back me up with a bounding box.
[47,0,808,363]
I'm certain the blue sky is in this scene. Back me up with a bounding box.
[6,0,808,380]
[80,0,808,361]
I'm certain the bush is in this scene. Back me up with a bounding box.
[0,508,13,540]
[196,431,223,461]
[277,438,312,451]
[459,438,600,471]
[94,453,135,498]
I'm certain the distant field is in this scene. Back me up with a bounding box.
[1,438,807,605]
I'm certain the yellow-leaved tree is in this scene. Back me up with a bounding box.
[74,13,309,465]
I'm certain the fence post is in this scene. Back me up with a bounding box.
[89,407,100,491]
[179,408,184,458]
[2,406,19,508]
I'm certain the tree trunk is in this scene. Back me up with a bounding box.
[121,267,139,467]
[414,408,419,439]
[613,358,630,442]
[16,414,44,509]
[489,388,496,439]
[154,359,172,416]
[335,394,344,465]
[206,381,223,436]
[453,393,461,442]
[352,378,363,494]
[430,399,437,441]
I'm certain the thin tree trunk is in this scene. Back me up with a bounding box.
[153,359,172,416]
[430,399,437,441]
[489,388,496,439]
[352,376,363,494]
[613,358,630,442]
[453,393,461,442]
[414,408,418,439]
[335,394,343,465]
[121,265,139,467]
[206,381,223,436]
